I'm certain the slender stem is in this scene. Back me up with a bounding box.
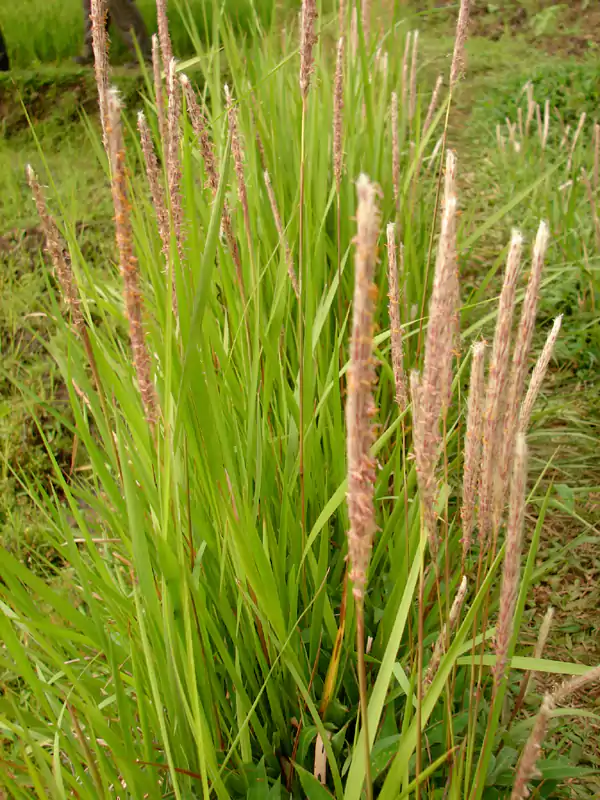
[336,191,342,327]
[299,98,307,553]
[416,547,425,800]
[356,600,373,800]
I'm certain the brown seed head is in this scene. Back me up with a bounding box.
[449,0,471,89]
[478,230,522,544]
[518,315,562,435]
[496,222,548,525]
[156,0,173,71]
[386,223,408,410]
[26,165,83,332]
[152,35,167,148]
[511,694,554,800]
[409,30,419,122]
[333,36,345,193]
[299,0,318,99]
[346,175,381,599]
[137,111,170,260]
[460,341,486,560]
[264,169,299,299]
[90,0,110,153]
[391,92,400,207]
[107,89,158,428]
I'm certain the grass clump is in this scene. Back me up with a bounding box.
[1,2,599,799]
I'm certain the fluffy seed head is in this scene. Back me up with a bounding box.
[495,222,549,525]
[90,0,110,153]
[391,92,400,206]
[26,165,83,332]
[156,0,173,70]
[333,37,345,193]
[423,75,443,137]
[412,159,459,556]
[409,30,419,122]
[346,175,381,599]
[449,0,471,88]
[518,315,562,435]
[511,694,554,800]
[264,170,299,299]
[425,575,468,686]
[166,59,185,260]
[152,35,167,147]
[107,89,158,428]
[299,0,318,99]
[478,230,522,543]
[137,111,170,260]
[386,223,408,410]
[460,341,486,560]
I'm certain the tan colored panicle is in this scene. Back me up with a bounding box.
[350,5,358,60]
[567,111,586,172]
[333,36,345,194]
[156,0,173,70]
[525,82,534,137]
[496,124,505,151]
[409,30,419,122]
[478,230,522,544]
[493,435,528,690]
[106,89,158,428]
[152,35,167,148]
[517,107,523,140]
[299,0,318,99]
[90,0,110,153]
[361,0,370,51]
[594,122,600,190]
[391,92,400,207]
[496,222,549,525]
[535,103,542,143]
[525,606,555,695]
[449,0,471,89]
[542,99,550,149]
[180,74,218,193]
[518,315,562,435]
[386,223,408,410]
[412,160,458,557]
[166,59,184,260]
[264,170,300,299]
[423,75,443,137]
[552,664,600,705]
[137,111,170,259]
[460,341,486,560]
[581,168,600,250]
[26,165,83,332]
[441,150,460,409]
[338,0,345,33]
[180,74,243,295]
[506,116,519,153]
[511,694,554,800]
[425,575,468,686]
[426,136,443,173]
[346,175,381,599]
[225,85,251,239]
[402,31,411,114]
